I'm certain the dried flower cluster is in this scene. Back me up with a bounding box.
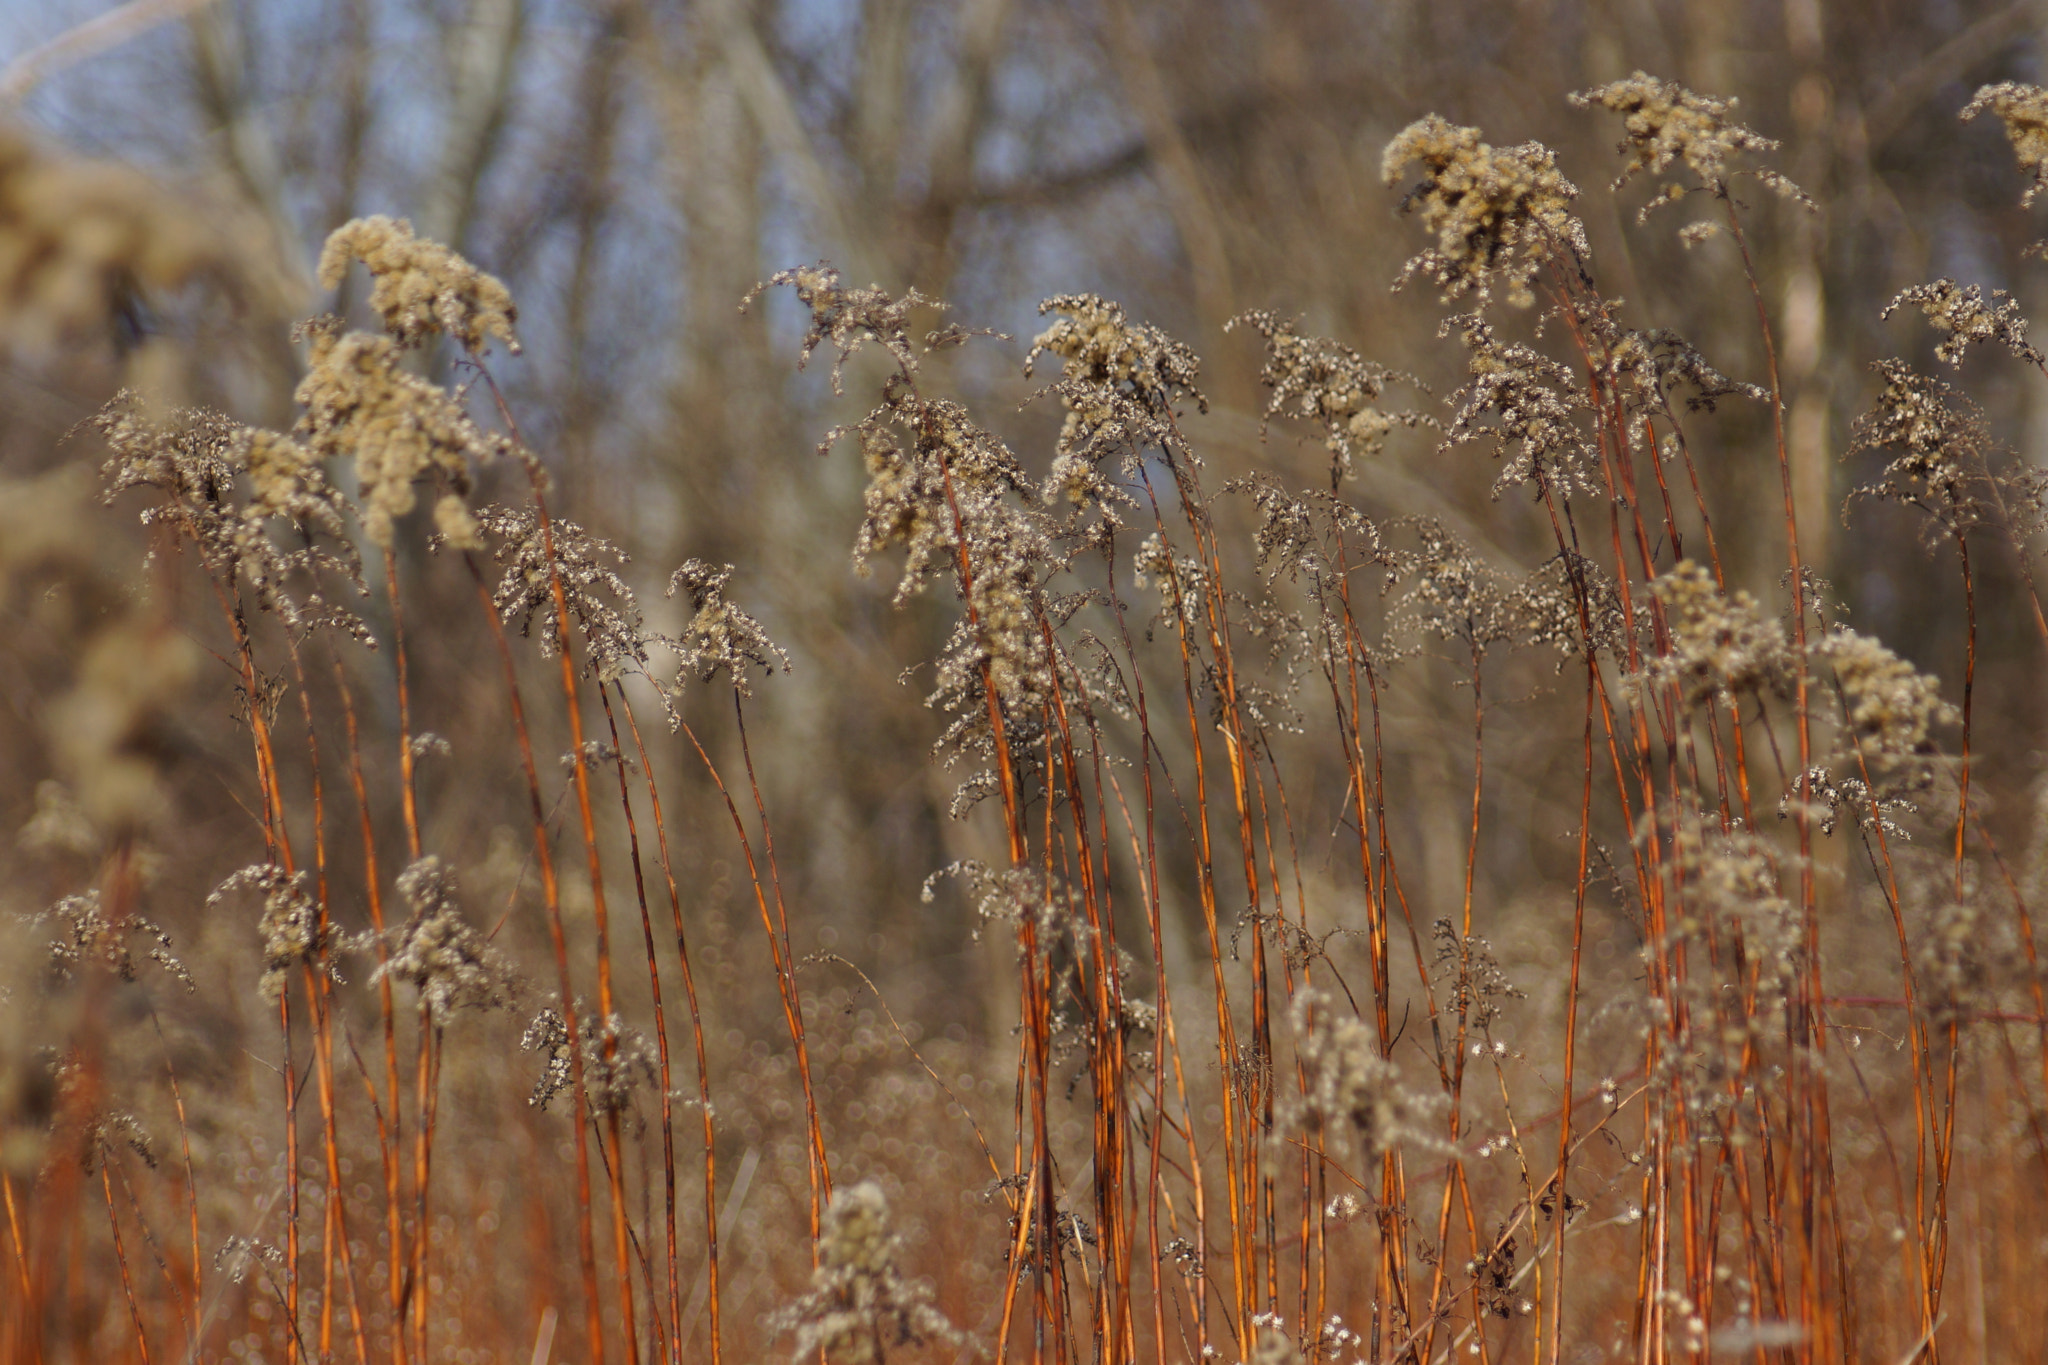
[1382,115,1584,305]
[1846,359,1990,530]
[1131,528,1209,630]
[766,267,1060,789]
[372,857,512,1021]
[295,321,508,548]
[1027,292,1206,468]
[923,859,1070,937]
[470,504,647,678]
[1784,765,1915,841]
[1275,989,1443,1168]
[28,891,190,989]
[211,864,332,1002]
[1602,324,1766,415]
[767,1180,968,1365]
[317,215,519,354]
[1228,474,1379,586]
[16,780,99,860]
[664,558,790,700]
[1440,315,1597,498]
[1963,82,2048,206]
[1572,72,1809,214]
[1382,520,1519,656]
[1819,627,1957,772]
[1229,310,1424,483]
[95,394,367,640]
[746,262,938,393]
[521,1005,659,1115]
[1431,920,1525,1031]
[1883,279,2042,367]
[1643,562,1796,709]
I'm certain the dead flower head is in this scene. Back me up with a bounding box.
[1963,82,2048,207]
[317,215,519,355]
[294,320,509,548]
[372,856,513,1021]
[1276,988,1445,1168]
[1383,115,1584,305]
[1229,311,1427,484]
[211,864,333,1002]
[1572,72,1810,217]
[28,891,191,990]
[663,558,790,702]
[470,504,648,681]
[1883,280,2042,367]
[1643,561,1797,710]
[767,1179,969,1365]
[1818,627,1957,773]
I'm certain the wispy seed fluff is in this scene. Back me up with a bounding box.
[1382,115,1584,306]
[1644,561,1796,709]
[1883,279,2042,368]
[1274,988,1444,1168]
[372,856,512,1021]
[210,864,332,1002]
[294,320,509,547]
[1818,628,1957,768]
[1572,72,1810,216]
[318,215,519,355]
[767,1180,969,1365]
[1228,310,1425,484]
[1963,82,2048,207]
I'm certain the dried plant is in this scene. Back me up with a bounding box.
[1229,310,1427,483]
[471,503,648,678]
[371,857,514,1021]
[1642,561,1796,709]
[22,64,2048,1365]
[1275,988,1445,1169]
[1818,627,1957,775]
[1845,359,1992,533]
[1382,115,1585,305]
[766,1180,969,1365]
[1963,82,2048,206]
[210,864,334,1002]
[27,892,190,990]
[294,320,508,548]
[1572,71,1810,216]
[662,558,790,701]
[521,1005,658,1116]
[1439,314,1597,498]
[1883,280,2043,368]
[317,214,519,355]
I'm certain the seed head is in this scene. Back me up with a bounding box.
[1962,83,2048,206]
[1572,72,1810,214]
[317,215,519,354]
[767,1180,969,1365]
[1383,115,1584,305]
[373,857,513,1021]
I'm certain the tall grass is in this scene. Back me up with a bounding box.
[8,74,2048,1365]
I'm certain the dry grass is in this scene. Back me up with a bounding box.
[9,71,2048,1365]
